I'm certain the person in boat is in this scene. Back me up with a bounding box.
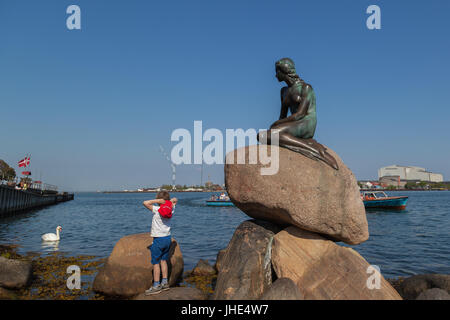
[365,193,375,201]
[257,58,338,170]
[219,192,226,200]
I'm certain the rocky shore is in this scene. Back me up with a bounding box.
[0,243,217,300]
[388,274,450,300]
[87,145,448,300]
[1,146,449,300]
[1,240,449,300]
[0,244,106,300]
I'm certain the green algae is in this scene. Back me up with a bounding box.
[180,270,217,296]
[1,244,221,300]
[0,244,106,300]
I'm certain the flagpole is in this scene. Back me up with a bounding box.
[25,153,28,187]
[27,153,29,185]
[22,154,26,185]
[26,153,29,186]
[29,153,31,187]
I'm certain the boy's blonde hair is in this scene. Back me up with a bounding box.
[156,191,170,200]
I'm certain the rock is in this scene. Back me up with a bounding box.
[260,278,304,300]
[183,270,193,278]
[93,233,183,297]
[192,259,216,276]
[0,287,17,300]
[416,288,450,300]
[133,287,208,300]
[396,274,450,300]
[0,256,32,289]
[211,220,281,300]
[271,226,402,300]
[214,249,227,273]
[225,145,368,245]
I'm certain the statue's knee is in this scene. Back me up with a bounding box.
[258,130,272,142]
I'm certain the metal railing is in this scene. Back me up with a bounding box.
[30,182,58,192]
[0,178,58,192]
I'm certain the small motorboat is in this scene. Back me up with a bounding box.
[361,191,408,210]
[206,193,235,207]
[206,200,235,207]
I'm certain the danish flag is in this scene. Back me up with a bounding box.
[18,156,30,168]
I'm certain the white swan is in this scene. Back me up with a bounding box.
[42,226,62,241]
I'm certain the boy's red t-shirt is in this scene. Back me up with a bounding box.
[158,200,173,219]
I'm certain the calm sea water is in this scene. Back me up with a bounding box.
[0,191,449,278]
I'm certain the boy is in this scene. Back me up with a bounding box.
[143,191,177,295]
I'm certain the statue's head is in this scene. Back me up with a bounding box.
[275,58,298,83]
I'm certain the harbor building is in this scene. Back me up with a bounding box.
[378,165,444,185]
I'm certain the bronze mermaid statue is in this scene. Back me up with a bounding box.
[257,58,339,170]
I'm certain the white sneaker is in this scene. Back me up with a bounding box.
[145,284,162,295]
[161,282,170,291]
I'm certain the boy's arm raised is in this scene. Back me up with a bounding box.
[143,199,165,212]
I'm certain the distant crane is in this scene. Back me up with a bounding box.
[159,145,176,190]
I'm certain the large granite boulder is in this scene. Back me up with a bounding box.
[211,220,281,300]
[416,288,450,300]
[133,287,208,300]
[395,274,450,300]
[93,233,183,297]
[0,256,32,289]
[260,278,304,300]
[271,227,401,300]
[0,287,17,299]
[214,248,227,273]
[225,145,368,245]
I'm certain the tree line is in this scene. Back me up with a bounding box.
[0,160,16,181]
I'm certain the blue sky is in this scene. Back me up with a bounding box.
[1,0,449,191]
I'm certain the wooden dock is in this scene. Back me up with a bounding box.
[0,185,74,217]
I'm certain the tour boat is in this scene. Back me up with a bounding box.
[361,191,408,210]
[206,200,235,207]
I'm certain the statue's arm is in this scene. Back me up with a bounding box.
[270,88,288,128]
[279,87,288,120]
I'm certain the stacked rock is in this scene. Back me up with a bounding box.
[93,233,184,298]
[213,145,402,300]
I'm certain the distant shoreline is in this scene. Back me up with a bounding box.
[101,190,225,194]
[97,189,449,194]
[360,188,448,192]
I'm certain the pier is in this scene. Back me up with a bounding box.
[0,184,74,217]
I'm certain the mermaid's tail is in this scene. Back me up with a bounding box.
[280,143,339,170]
